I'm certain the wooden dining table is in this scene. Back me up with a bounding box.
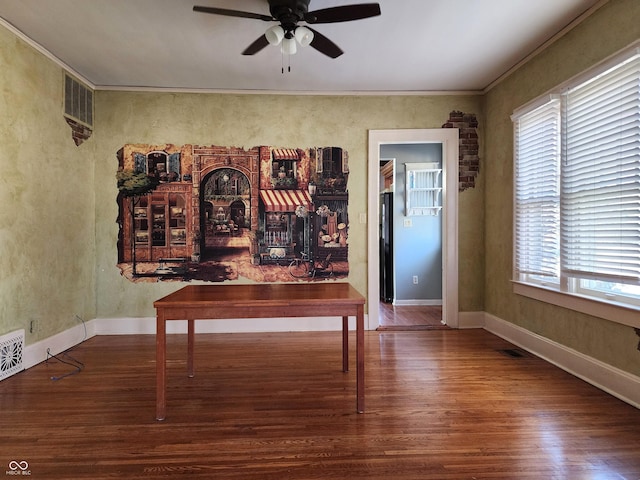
[154,282,366,420]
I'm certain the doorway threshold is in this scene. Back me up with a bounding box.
[376,324,451,331]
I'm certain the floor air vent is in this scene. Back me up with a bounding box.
[498,348,526,358]
[0,329,25,381]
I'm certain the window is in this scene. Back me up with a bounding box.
[133,151,181,181]
[317,147,347,175]
[271,149,299,189]
[514,97,561,283]
[405,162,442,216]
[513,45,640,323]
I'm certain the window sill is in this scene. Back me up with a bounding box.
[512,281,640,329]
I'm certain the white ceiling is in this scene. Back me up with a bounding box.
[0,0,603,93]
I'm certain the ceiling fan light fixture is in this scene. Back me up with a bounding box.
[281,37,297,55]
[294,26,314,47]
[265,25,284,45]
[194,2,381,59]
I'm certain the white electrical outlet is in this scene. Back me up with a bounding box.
[413,275,418,284]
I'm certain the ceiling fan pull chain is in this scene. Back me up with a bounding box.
[281,51,292,74]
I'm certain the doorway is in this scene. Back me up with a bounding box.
[378,145,444,329]
[368,129,459,330]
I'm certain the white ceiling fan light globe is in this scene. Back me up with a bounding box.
[265,25,284,45]
[281,37,297,55]
[294,26,314,47]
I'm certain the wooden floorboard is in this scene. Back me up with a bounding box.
[378,303,445,329]
[1,330,640,479]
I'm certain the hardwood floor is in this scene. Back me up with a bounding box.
[378,302,445,329]
[2,330,640,479]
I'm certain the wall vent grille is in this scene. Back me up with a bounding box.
[64,73,93,128]
[0,329,25,381]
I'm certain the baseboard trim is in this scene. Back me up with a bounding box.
[457,311,485,329]
[22,315,360,371]
[94,315,360,335]
[393,299,443,306]
[483,312,640,409]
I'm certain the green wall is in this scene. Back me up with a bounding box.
[1,20,484,346]
[93,92,484,318]
[483,0,640,375]
[0,26,96,344]
[6,0,637,381]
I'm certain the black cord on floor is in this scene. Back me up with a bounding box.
[46,348,85,381]
[46,315,87,381]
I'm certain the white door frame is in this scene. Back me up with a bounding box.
[367,129,459,329]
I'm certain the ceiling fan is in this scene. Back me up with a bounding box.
[193,1,381,58]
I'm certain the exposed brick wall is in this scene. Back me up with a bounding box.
[442,111,479,191]
[65,117,92,146]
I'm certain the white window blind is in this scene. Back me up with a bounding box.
[514,98,561,278]
[562,55,640,283]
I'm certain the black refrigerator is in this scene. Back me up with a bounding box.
[380,192,394,303]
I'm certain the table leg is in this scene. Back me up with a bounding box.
[187,319,195,378]
[356,304,365,413]
[156,311,167,421]
[342,316,349,372]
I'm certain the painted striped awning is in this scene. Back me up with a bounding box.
[272,148,299,160]
[260,189,312,212]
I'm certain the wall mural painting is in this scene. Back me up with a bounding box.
[116,144,350,283]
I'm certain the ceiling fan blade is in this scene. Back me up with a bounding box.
[307,28,343,59]
[305,3,381,24]
[193,6,273,22]
[242,35,270,55]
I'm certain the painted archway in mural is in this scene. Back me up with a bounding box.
[200,168,251,262]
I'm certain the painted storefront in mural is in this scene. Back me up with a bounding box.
[116,144,349,283]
